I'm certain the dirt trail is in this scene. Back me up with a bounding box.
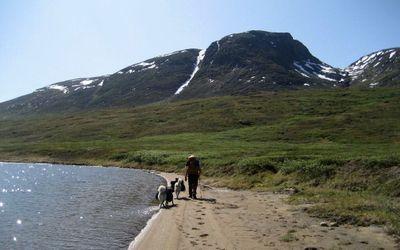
[130,172,398,250]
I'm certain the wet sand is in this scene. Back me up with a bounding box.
[129,172,398,250]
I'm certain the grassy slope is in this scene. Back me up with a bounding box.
[0,88,399,234]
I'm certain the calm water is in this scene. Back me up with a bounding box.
[0,162,164,249]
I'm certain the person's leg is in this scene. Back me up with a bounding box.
[192,175,199,198]
[188,175,193,198]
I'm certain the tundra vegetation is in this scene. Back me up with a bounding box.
[0,88,399,234]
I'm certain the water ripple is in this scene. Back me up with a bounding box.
[0,162,163,249]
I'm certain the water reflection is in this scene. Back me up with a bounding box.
[0,162,163,249]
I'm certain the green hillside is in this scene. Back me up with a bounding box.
[1,88,400,234]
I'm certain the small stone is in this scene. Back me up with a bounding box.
[329,222,338,227]
[284,187,299,195]
[304,247,318,250]
[320,221,329,227]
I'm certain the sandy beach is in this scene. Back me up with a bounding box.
[129,172,398,250]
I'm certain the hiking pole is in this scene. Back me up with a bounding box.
[199,177,204,199]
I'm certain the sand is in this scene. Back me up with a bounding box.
[129,172,398,250]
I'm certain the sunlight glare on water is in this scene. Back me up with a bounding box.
[0,162,164,249]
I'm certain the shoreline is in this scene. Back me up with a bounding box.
[2,161,398,249]
[0,161,168,249]
[128,172,399,250]
[128,206,164,249]
[128,171,169,249]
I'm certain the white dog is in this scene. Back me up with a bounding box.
[157,185,167,208]
[174,178,183,199]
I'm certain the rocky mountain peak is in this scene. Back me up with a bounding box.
[343,48,399,88]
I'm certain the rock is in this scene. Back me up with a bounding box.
[320,221,329,227]
[329,222,338,227]
[283,187,299,195]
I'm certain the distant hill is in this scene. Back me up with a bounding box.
[0,49,199,114]
[0,30,398,115]
[343,48,400,88]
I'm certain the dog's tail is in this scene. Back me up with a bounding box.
[158,185,166,193]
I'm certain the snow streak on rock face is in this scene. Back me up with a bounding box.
[123,61,159,74]
[175,49,206,95]
[293,60,337,81]
[80,79,95,85]
[369,82,380,88]
[156,49,188,58]
[344,49,397,80]
[43,77,107,94]
[48,84,69,94]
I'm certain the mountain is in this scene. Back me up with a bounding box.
[175,30,343,99]
[0,30,398,115]
[0,49,199,114]
[343,48,400,88]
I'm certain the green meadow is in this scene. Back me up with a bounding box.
[1,88,399,234]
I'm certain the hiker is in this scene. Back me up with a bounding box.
[185,155,201,199]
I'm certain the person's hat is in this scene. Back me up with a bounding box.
[188,154,196,159]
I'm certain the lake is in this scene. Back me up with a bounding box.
[0,162,164,249]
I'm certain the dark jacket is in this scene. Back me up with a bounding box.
[186,159,201,175]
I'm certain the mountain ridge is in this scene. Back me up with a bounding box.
[0,30,399,115]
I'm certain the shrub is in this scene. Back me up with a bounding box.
[236,156,278,175]
[109,152,129,161]
[278,159,336,181]
[359,156,400,169]
[126,150,170,165]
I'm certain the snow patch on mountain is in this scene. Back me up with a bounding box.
[345,49,398,80]
[216,41,221,51]
[369,82,380,88]
[80,79,96,85]
[48,84,69,94]
[293,60,337,81]
[136,61,157,68]
[157,49,188,58]
[74,85,96,91]
[123,61,159,74]
[316,74,336,81]
[175,49,206,95]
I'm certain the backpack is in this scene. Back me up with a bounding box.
[166,188,174,202]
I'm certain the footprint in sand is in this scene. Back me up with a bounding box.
[192,227,199,230]
[200,233,209,237]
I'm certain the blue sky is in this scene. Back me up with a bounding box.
[0,0,399,102]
